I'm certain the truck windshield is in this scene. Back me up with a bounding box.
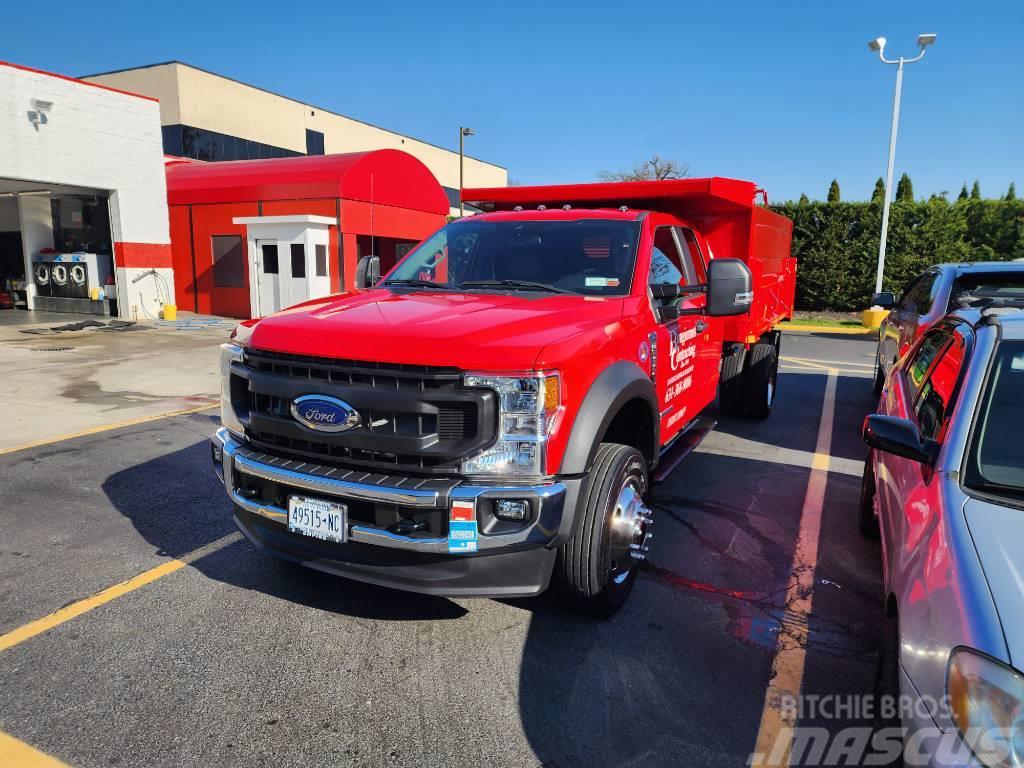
[964,341,1024,503]
[383,218,641,296]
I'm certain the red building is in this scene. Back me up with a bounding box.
[166,149,449,318]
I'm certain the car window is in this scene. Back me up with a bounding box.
[649,227,684,286]
[904,328,953,403]
[675,227,706,284]
[899,272,940,314]
[914,328,968,440]
[964,341,1024,501]
[949,271,1024,309]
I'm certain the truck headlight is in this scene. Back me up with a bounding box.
[461,373,561,477]
[220,343,245,438]
[948,649,1024,768]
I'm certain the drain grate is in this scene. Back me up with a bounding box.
[30,346,74,352]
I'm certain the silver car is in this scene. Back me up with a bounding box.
[861,299,1024,767]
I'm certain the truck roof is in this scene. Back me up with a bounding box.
[463,177,764,218]
[461,208,643,223]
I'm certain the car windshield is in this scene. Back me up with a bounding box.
[951,272,1024,308]
[382,218,641,296]
[964,341,1024,502]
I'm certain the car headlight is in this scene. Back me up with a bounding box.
[220,343,245,438]
[461,373,561,477]
[948,649,1024,768]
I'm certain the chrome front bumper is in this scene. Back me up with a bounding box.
[211,427,568,555]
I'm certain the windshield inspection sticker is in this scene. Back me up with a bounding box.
[448,500,479,554]
[585,277,620,288]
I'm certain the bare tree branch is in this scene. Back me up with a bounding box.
[598,155,691,182]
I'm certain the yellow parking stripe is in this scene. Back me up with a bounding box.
[750,369,838,766]
[0,731,70,767]
[780,324,873,335]
[0,533,240,653]
[0,403,218,457]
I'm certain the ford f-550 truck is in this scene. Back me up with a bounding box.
[211,178,795,615]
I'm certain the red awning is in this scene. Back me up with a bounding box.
[166,149,449,215]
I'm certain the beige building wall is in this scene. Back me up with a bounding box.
[84,62,507,197]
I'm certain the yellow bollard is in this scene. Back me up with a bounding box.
[862,308,888,330]
[162,304,178,321]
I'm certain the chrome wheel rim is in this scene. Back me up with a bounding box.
[607,477,652,585]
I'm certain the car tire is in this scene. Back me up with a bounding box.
[556,443,652,617]
[873,350,885,397]
[871,607,905,767]
[743,337,778,420]
[859,451,880,538]
[719,344,747,417]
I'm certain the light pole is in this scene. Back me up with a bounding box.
[867,33,936,297]
[459,127,475,217]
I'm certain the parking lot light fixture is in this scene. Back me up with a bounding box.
[459,127,475,218]
[867,33,937,299]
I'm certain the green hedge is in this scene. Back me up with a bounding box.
[770,198,1024,311]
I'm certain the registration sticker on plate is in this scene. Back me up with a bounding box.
[288,496,347,543]
[448,500,478,554]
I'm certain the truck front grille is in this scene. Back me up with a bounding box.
[231,350,495,475]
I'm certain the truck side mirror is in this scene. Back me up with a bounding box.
[872,291,896,309]
[355,255,380,289]
[862,414,938,465]
[706,258,753,317]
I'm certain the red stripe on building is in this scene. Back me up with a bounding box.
[114,242,173,269]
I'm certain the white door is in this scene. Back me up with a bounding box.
[254,239,282,316]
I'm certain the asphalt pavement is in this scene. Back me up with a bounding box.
[0,330,884,768]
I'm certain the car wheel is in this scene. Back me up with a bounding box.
[556,443,652,617]
[743,338,778,420]
[859,451,880,538]
[719,344,746,417]
[871,607,905,767]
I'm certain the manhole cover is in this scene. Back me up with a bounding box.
[30,346,74,352]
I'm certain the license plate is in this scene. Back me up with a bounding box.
[287,496,347,543]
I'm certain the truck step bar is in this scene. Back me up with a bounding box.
[653,415,717,484]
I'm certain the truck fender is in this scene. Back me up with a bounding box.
[559,361,660,476]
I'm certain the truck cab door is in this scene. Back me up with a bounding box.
[647,222,717,444]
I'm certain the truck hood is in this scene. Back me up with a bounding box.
[246,289,625,370]
[964,497,1024,668]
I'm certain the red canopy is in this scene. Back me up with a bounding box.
[166,149,449,215]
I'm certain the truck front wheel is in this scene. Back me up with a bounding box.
[743,336,779,419]
[556,443,652,616]
[718,344,746,417]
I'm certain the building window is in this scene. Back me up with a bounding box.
[260,243,279,274]
[212,236,245,288]
[161,124,304,162]
[291,243,306,278]
[306,129,325,156]
[315,244,327,277]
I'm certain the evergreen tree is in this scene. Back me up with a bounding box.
[895,173,914,202]
[1007,182,1017,201]
[971,180,982,199]
[827,179,841,203]
[871,178,886,204]
[958,184,969,201]
[798,193,810,206]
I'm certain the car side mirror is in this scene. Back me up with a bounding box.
[355,255,380,289]
[872,291,896,309]
[862,414,938,465]
[706,258,753,317]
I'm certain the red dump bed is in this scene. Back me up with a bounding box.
[464,178,795,343]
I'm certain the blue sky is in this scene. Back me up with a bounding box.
[3,0,1021,202]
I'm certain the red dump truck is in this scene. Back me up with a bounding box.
[212,178,795,614]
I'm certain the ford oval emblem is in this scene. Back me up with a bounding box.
[290,395,362,433]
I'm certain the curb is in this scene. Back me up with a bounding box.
[779,324,875,336]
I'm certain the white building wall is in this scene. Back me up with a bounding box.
[0,63,172,318]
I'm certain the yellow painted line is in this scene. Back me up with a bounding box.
[0,730,70,767]
[0,532,240,654]
[0,403,218,457]
[783,355,874,369]
[780,324,873,335]
[750,368,838,767]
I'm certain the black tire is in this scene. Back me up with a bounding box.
[871,608,905,767]
[873,349,885,396]
[743,339,778,420]
[859,451,880,538]
[556,443,650,617]
[718,345,747,417]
